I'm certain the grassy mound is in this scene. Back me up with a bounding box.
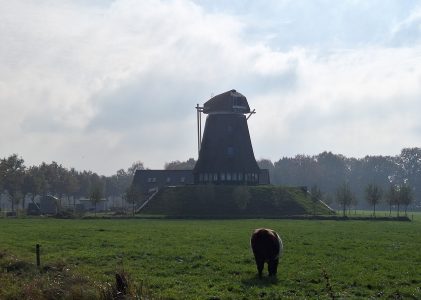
[141,185,333,217]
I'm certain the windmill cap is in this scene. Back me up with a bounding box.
[203,89,251,114]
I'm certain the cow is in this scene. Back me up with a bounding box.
[250,228,283,278]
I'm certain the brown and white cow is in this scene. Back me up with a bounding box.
[250,228,283,278]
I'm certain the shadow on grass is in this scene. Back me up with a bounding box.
[241,275,279,287]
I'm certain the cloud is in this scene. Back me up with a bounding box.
[1,0,421,174]
[390,6,421,46]
[252,46,421,160]
[196,0,420,49]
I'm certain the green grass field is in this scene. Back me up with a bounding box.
[1,216,420,299]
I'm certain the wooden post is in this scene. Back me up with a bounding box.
[36,244,40,267]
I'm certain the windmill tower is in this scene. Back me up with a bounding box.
[193,89,262,185]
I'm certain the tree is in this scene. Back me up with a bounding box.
[385,184,398,216]
[336,182,353,216]
[127,161,145,176]
[21,171,38,210]
[310,185,322,215]
[397,148,421,201]
[257,159,274,170]
[37,162,51,197]
[63,169,80,211]
[105,175,120,209]
[125,185,142,216]
[76,170,93,200]
[90,185,103,216]
[350,193,358,215]
[257,159,275,180]
[365,183,382,216]
[398,184,413,216]
[46,162,67,209]
[164,158,196,170]
[115,169,133,200]
[0,154,26,212]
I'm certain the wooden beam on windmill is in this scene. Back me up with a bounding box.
[246,109,256,120]
[196,104,203,156]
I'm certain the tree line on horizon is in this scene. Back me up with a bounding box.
[0,147,419,214]
[0,154,145,212]
[260,148,419,214]
[166,148,420,214]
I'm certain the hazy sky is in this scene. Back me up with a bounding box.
[1,0,421,175]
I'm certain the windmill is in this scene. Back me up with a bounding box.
[193,90,260,185]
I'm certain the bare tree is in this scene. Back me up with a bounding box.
[365,183,383,216]
[385,184,397,216]
[398,184,413,216]
[90,185,103,217]
[125,185,142,216]
[336,182,353,217]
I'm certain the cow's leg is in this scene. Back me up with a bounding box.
[268,258,279,276]
[255,257,264,278]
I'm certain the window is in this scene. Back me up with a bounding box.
[180,177,185,183]
[199,173,203,182]
[220,172,225,181]
[232,173,237,181]
[204,173,208,181]
[147,177,157,183]
[213,173,218,181]
[227,173,231,181]
[238,173,243,181]
[166,177,171,183]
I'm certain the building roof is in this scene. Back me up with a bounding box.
[203,89,250,114]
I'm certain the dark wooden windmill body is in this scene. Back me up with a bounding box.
[193,90,264,185]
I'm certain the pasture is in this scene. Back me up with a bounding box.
[0,216,420,299]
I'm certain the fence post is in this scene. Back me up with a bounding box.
[36,244,41,267]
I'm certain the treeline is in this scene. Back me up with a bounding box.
[260,148,420,211]
[163,148,421,212]
[1,147,420,213]
[0,154,144,212]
